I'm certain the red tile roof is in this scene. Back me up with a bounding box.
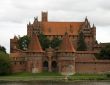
[42,22,84,36]
[58,33,76,52]
[28,33,44,52]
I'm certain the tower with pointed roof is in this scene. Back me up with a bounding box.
[26,32,44,73]
[57,33,76,74]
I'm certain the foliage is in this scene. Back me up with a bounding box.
[95,40,98,44]
[106,73,110,78]
[38,33,62,50]
[77,32,87,51]
[18,35,30,51]
[99,44,110,59]
[0,51,11,75]
[0,45,6,53]
[50,37,62,49]
[38,33,50,50]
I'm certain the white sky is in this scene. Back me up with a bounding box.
[0,0,110,53]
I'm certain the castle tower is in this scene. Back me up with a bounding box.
[10,35,18,53]
[91,24,96,46]
[26,33,44,73]
[57,33,76,75]
[42,12,48,22]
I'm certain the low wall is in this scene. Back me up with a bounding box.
[75,61,110,73]
[11,61,26,73]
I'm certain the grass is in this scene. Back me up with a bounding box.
[9,71,62,76]
[0,72,110,81]
[70,74,107,80]
[0,72,63,81]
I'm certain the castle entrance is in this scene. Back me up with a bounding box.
[43,61,48,71]
[51,61,57,71]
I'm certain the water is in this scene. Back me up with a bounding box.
[0,81,110,85]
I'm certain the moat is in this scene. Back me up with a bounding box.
[0,81,110,85]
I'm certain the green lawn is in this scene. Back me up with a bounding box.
[0,72,110,81]
[70,74,108,80]
[10,71,62,76]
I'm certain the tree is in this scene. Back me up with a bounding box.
[0,45,6,53]
[77,32,87,51]
[50,37,62,49]
[38,33,50,50]
[18,35,30,50]
[99,44,110,59]
[0,51,11,75]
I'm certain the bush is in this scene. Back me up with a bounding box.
[0,51,11,75]
[106,74,110,78]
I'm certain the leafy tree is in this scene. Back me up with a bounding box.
[50,37,62,49]
[0,51,11,75]
[99,44,110,59]
[38,33,50,50]
[77,32,87,51]
[18,35,30,50]
[0,45,6,53]
[38,33,62,50]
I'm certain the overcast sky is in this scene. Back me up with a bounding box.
[0,0,110,53]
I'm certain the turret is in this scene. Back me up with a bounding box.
[33,17,38,24]
[84,16,91,28]
[27,21,32,37]
[10,35,18,53]
[92,24,96,42]
[42,11,48,22]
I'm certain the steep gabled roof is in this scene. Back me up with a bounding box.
[58,33,76,52]
[28,33,43,52]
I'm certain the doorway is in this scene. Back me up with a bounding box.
[52,61,57,71]
[43,61,48,71]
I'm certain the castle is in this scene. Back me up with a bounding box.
[10,12,110,74]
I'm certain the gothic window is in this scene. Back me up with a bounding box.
[33,28,41,34]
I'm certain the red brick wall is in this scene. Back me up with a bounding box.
[11,61,26,73]
[59,60,75,74]
[75,62,110,73]
[95,62,110,73]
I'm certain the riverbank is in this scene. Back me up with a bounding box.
[0,72,110,82]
